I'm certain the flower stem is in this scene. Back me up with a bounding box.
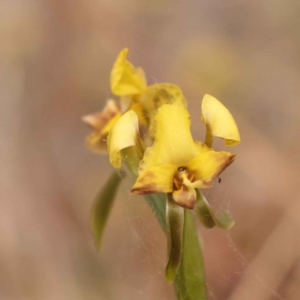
[175,209,207,300]
[122,147,207,300]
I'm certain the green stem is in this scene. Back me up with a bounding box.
[165,194,184,282]
[144,193,166,231]
[175,209,207,300]
[122,147,207,300]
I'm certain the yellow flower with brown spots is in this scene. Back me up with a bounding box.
[130,103,235,209]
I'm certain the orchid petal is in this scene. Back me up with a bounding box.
[110,48,147,96]
[187,149,235,183]
[85,113,121,153]
[140,103,200,172]
[131,164,177,195]
[108,110,139,168]
[139,84,187,136]
[201,94,240,146]
[82,100,120,130]
[172,184,197,209]
[139,83,186,116]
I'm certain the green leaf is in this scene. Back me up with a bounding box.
[91,171,124,250]
[165,194,184,282]
[144,193,166,231]
[196,191,235,229]
[196,194,216,228]
[175,209,207,300]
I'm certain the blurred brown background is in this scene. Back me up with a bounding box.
[1,1,300,299]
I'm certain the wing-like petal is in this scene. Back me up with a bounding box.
[131,164,177,195]
[187,149,235,183]
[201,94,240,146]
[108,110,139,168]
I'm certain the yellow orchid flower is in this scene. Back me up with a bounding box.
[82,48,146,154]
[85,49,241,295]
[131,103,235,209]
[201,94,241,147]
[83,48,187,154]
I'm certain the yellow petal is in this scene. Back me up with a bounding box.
[110,48,147,96]
[83,99,121,154]
[187,149,235,183]
[139,83,187,136]
[85,113,122,153]
[139,103,200,172]
[201,94,241,146]
[107,110,139,168]
[100,112,122,136]
[182,175,212,189]
[131,164,177,195]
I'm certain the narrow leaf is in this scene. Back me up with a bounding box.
[175,209,207,300]
[91,171,124,250]
[144,193,166,231]
[196,191,235,229]
[165,194,184,282]
[196,194,216,228]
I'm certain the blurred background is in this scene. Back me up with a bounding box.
[1,1,300,299]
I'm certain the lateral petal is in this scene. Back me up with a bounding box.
[107,110,140,168]
[187,149,235,183]
[131,164,177,195]
[201,94,241,146]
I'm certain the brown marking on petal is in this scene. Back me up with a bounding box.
[173,177,181,190]
[153,95,160,109]
[159,89,173,101]
[136,172,156,184]
[131,185,161,195]
[131,170,170,195]
[213,154,236,179]
[172,191,196,209]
